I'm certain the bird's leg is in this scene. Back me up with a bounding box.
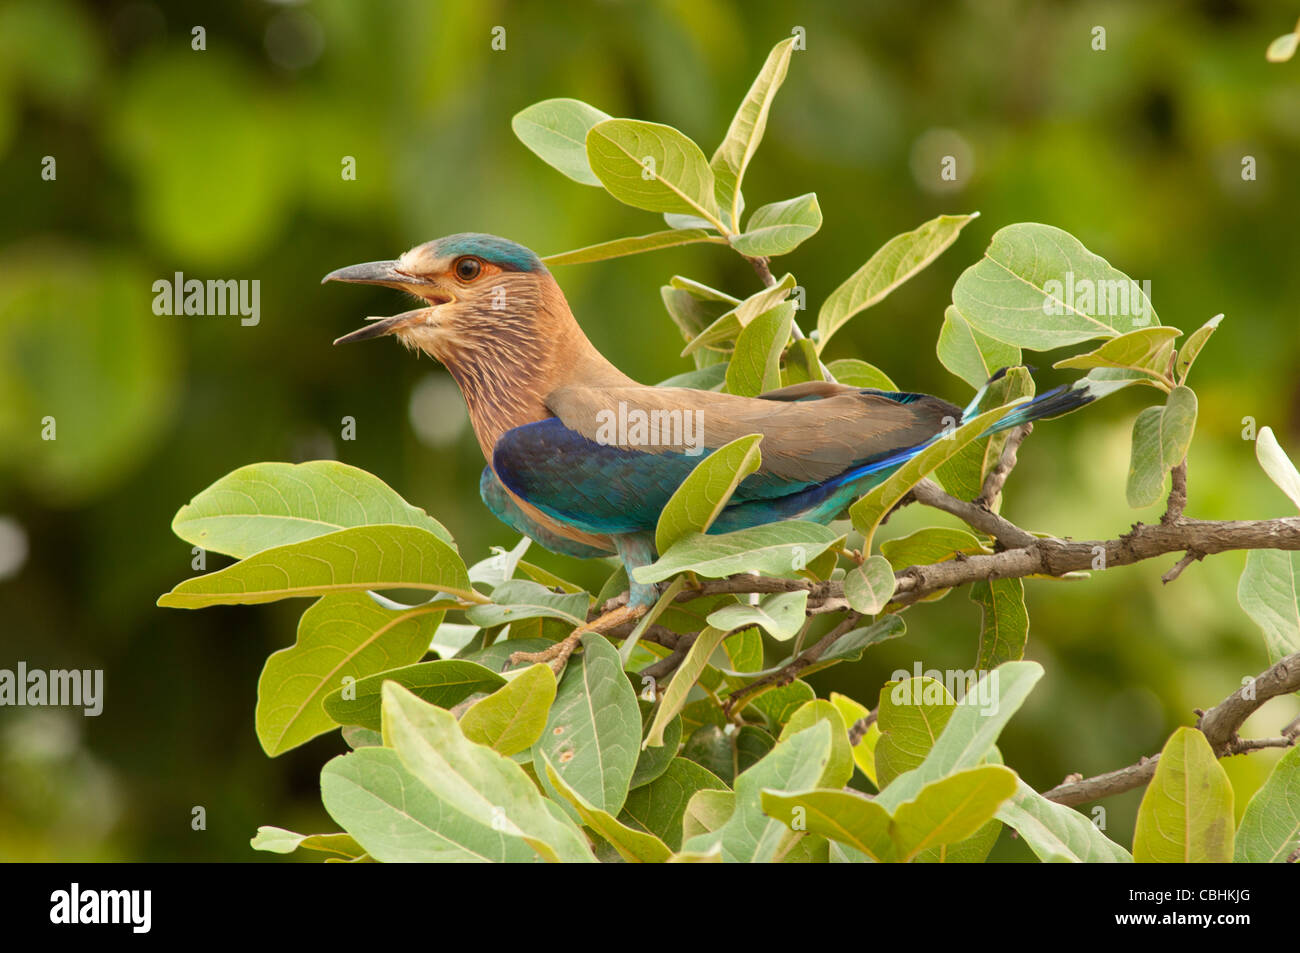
[508,533,660,674]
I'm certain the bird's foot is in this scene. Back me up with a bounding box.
[507,604,648,675]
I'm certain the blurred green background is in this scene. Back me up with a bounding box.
[1,0,1298,861]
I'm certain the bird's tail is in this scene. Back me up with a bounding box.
[961,367,1129,437]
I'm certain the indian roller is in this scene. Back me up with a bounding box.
[324,233,1106,667]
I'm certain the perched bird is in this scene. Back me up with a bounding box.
[324,233,1104,667]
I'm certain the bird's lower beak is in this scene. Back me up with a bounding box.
[333,308,432,345]
[323,259,448,345]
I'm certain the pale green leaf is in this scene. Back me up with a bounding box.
[843,555,897,613]
[730,192,822,257]
[1255,426,1300,513]
[817,213,977,352]
[460,663,556,756]
[256,592,440,756]
[995,779,1132,862]
[157,524,478,609]
[1133,727,1234,863]
[533,633,642,817]
[710,37,796,227]
[655,434,763,554]
[636,520,839,584]
[170,460,452,559]
[1237,549,1300,662]
[542,228,719,266]
[587,119,720,222]
[936,305,1022,390]
[1234,745,1300,862]
[971,578,1029,670]
[725,302,794,396]
[511,98,612,186]
[952,223,1159,350]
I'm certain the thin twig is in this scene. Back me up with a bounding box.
[976,423,1032,507]
[1162,459,1189,524]
[1043,651,1300,806]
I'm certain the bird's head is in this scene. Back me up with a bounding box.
[323,233,553,360]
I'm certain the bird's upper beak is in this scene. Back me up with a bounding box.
[322,260,451,345]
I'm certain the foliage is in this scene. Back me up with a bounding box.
[153,36,1300,864]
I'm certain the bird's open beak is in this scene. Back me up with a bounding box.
[322,260,450,345]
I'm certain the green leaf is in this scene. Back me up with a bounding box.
[1237,549,1300,662]
[682,722,832,862]
[1175,314,1222,383]
[829,692,878,785]
[635,521,839,584]
[630,707,682,788]
[971,578,1029,670]
[760,787,895,860]
[780,700,853,788]
[645,627,728,747]
[322,659,505,731]
[586,119,720,224]
[682,273,797,355]
[937,305,1022,390]
[539,753,672,862]
[725,303,794,396]
[680,723,774,785]
[880,527,990,572]
[1133,727,1234,863]
[319,747,541,862]
[1255,426,1300,513]
[621,757,729,850]
[170,460,453,559]
[380,682,595,863]
[891,765,1017,862]
[459,663,557,756]
[1126,406,1168,508]
[533,633,642,817]
[843,556,897,613]
[1267,29,1300,62]
[875,677,956,789]
[542,228,719,266]
[782,338,825,385]
[710,37,796,228]
[511,98,612,186]
[1126,386,1196,508]
[1052,326,1179,379]
[681,788,736,842]
[464,579,589,629]
[933,367,1034,503]
[824,358,897,390]
[877,661,1042,811]
[748,679,816,730]
[1234,745,1300,862]
[995,779,1132,862]
[249,826,364,859]
[849,400,1022,551]
[730,193,822,257]
[158,524,478,609]
[817,213,978,353]
[952,223,1159,350]
[655,434,763,555]
[706,590,808,642]
[256,592,441,756]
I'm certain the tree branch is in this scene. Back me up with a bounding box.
[976,423,1031,507]
[1042,651,1300,806]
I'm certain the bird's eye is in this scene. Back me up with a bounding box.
[454,256,482,282]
